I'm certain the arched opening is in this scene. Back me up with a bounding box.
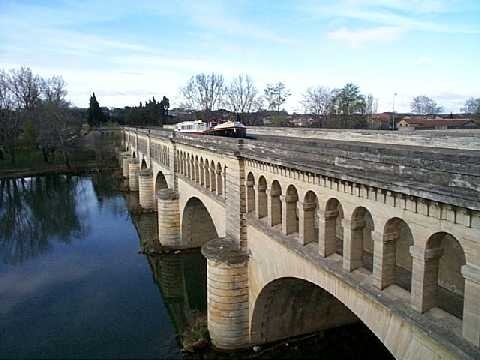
[257,176,267,219]
[348,207,374,272]
[132,151,136,159]
[301,191,318,244]
[380,218,413,291]
[216,163,222,195]
[284,185,298,235]
[182,152,186,176]
[188,155,192,180]
[246,172,255,214]
[155,172,168,193]
[251,278,393,358]
[269,180,282,227]
[179,152,183,175]
[209,161,216,192]
[181,197,218,247]
[422,232,466,318]
[322,198,344,257]
[199,158,205,185]
[140,159,148,170]
[204,159,210,189]
[195,156,199,183]
[190,155,196,181]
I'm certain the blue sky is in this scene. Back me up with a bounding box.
[1,0,479,112]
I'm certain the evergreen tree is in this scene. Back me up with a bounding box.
[87,92,105,126]
[159,96,170,125]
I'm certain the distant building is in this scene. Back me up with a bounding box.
[288,114,315,127]
[397,116,476,131]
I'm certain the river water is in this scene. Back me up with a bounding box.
[0,173,392,359]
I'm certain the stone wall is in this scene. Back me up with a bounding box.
[248,127,480,151]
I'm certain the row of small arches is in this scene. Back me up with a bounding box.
[176,150,226,196]
[245,172,467,323]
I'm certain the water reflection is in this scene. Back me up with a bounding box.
[0,174,182,359]
[125,193,207,342]
[0,175,86,265]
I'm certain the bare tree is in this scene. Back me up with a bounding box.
[181,73,225,111]
[225,74,260,113]
[301,86,333,127]
[0,70,16,161]
[264,82,291,111]
[37,77,80,166]
[43,76,68,105]
[9,67,42,111]
[0,69,41,163]
[410,95,443,115]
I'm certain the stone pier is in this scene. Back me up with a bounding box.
[122,155,131,178]
[201,238,249,350]
[157,189,180,247]
[128,161,140,191]
[138,169,154,210]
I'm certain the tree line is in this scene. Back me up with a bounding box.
[179,72,480,127]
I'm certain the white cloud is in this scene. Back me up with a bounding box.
[327,26,403,47]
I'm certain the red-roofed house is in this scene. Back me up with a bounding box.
[397,116,476,131]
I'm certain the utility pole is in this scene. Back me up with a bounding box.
[392,93,398,130]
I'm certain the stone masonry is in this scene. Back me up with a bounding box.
[123,127,480,359]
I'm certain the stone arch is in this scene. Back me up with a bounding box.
[418,232,466,318]
[195,156,199,183]
[250,277,392,358]
[182,152,186,176]
[347,207,374,273]
[246,172,255,213]
[321,198,344,257]
[301,191,318,244]
[178,151,182,174]
[155,171,168,193]
[179,151,183,175]
[209,161,216,192]
[188,154,193,179]
[376,217,414,291]
[204,158,210,189]
[190,154,196,181]
[140,159,148,170]
[181,197,219,248]
[284,185,299,235]
[257,176,267,219]
[216,162,223,195]
[199,158,205,185]
[269,180,282,227]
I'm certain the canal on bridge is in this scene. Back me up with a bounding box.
[0,172,392,359]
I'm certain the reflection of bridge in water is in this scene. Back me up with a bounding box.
[121,127,480,359]
[125,192,207,338]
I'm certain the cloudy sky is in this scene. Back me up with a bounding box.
[1,0,479,112]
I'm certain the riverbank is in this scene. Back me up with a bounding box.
[0,162,120,179]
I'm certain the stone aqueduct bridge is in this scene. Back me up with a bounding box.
[121,127,480,359]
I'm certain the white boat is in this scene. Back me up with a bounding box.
[174,120,211,134]
[174,119,247,138]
